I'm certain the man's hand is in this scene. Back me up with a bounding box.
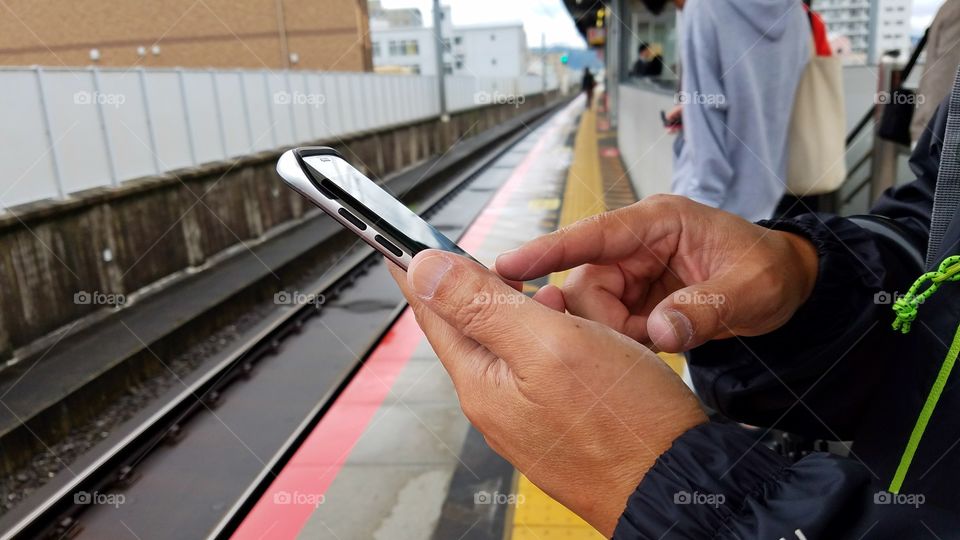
[388,252,706,537]
[664,104,683,133]
[496,195,820,352]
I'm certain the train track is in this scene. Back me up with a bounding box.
[2,100,564,540]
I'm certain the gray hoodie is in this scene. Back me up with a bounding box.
[672,0,810,221]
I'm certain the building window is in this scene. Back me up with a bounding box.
[372,41,380,57]
[491,58,497,66]
[490,34,496,41]
[454,36,462,45]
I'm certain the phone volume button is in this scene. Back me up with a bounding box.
[374,235,403,257]
[337,208,367,230]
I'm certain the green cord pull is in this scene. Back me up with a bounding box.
[892,255,960,334]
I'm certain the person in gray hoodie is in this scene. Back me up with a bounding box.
[650,0,811,222]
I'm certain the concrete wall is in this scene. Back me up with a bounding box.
[0,93,558,361]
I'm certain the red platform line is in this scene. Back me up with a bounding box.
[231,106,567,540]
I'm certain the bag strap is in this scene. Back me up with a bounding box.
[926,67,960,268]
[897,29,930,92]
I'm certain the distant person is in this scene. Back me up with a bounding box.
[647,0,810,222]
[631,42,664,78]
[581,68,597,109]
[911,0,960,143]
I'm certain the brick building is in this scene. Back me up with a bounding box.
[0,0,373,71]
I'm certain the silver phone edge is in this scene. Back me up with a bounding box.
[276,150,414,271]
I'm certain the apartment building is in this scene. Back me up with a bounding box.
[813,0,913,63]
[370,3,527,77]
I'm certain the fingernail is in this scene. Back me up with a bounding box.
[663,310,694,348]
[496,248,519,264]
[410,254,452,299]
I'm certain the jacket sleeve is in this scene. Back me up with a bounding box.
[685,102,946,440]
[672,0,734,208]
[613,422,955,539]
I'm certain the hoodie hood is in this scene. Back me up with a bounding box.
[718,0,803,40]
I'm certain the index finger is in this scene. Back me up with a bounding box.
[495,200,681,281]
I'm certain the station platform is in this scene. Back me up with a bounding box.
[231,95,687,540]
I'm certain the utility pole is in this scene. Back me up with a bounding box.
[432,0,448,121]
[541,33,547,93]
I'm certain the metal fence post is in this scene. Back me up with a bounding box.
[92,67,119,185]
[284,70,299,142]
[138,68,162,174]
[302,71,316,140]
[263,70,278,148]
[237,71,255,151]
[35,66,66,199]
[210,71,229,158]
[177,68,198,165]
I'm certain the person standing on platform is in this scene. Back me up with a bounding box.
[649,0,810,222]
[581,68,597,109]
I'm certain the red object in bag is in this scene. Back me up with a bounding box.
[804,5,833,57]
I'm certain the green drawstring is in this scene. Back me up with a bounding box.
[888,255,960,493]
[892,255,960,334]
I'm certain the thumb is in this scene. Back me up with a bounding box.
[407,250,560,366]
[647,283,737,353]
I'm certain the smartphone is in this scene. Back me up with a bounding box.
[660,110,681,128]
[276,146,474,270]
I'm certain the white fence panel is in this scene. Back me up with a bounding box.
[240,71,274,152]
[286,72,314,142]
[0,70,60,207]
[305,73,331,140]
[180,71,224,164]
[1,67,557,209]
[265,72,296,146]
[214,72,252,158]
[98,70,157,181]
[142,71,194,170]
[42,69,113,194]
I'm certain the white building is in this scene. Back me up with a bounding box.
[812,0,913,63]
[370,4,528,77]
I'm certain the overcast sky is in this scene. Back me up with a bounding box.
[913,0,947,31]
[378,0,948,50]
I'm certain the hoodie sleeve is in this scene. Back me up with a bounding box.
[613,422,955,539]
[683,103,945,440]
[672,0,735,208]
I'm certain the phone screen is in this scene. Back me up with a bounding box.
[301,155,469,258]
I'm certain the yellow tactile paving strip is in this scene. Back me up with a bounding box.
[506,103,685,540]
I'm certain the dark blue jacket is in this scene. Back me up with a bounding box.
[615,101,960,538]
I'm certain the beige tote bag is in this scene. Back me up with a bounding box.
[786,44,847,195]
